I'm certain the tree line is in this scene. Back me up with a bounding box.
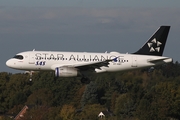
[0,62,180,120]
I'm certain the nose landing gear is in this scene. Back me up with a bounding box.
[24,71,34,81]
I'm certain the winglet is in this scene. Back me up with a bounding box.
[133,26,170,56]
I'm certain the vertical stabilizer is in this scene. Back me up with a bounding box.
[133,26,170,56]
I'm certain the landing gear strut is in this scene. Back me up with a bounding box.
[25,71,34,81]
[29,72,32,81]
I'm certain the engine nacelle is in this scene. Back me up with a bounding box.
[55,67,78,77]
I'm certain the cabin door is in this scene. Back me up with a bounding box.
[132,56,137,67]
[29,54,35,64]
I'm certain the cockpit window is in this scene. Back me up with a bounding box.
[13,55,24,60]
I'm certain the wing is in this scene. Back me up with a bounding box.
[51,58,117,71]
[74,60,111,71]
[75,57,118,71]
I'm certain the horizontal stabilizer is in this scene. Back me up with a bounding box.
[147,57,172,63]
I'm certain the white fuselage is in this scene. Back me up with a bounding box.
[6,51,172,74]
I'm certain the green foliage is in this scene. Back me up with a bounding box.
[81,81,98,107]
[0,62,180,119]
[115,93,135,119]
[74,104,105,120]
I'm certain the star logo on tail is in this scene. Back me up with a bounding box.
[147,38,162,52]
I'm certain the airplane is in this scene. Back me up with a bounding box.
[6,26,173,83]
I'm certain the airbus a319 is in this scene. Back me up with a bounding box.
[6,26,173,83]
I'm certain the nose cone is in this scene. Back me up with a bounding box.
[6,59,15,68]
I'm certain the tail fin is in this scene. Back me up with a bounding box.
[133,26,170,56]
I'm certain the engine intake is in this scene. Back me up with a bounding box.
[55,67,78,77]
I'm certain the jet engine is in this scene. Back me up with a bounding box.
[55,67,78,77]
